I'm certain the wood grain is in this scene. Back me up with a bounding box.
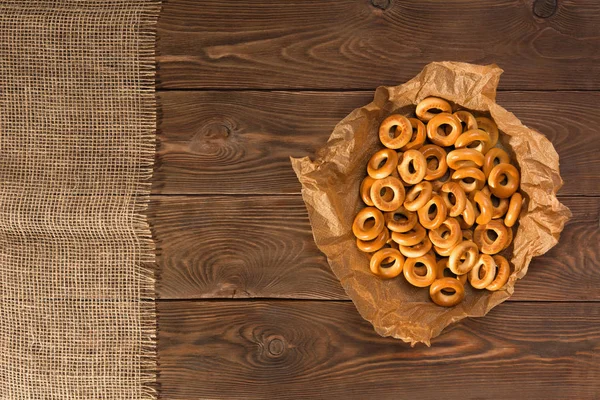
[156,0,600,90]
[152,195,599,301]
[158,300,600,399]
[153,91,600,195]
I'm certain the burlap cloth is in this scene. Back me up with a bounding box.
[0,1,160,398]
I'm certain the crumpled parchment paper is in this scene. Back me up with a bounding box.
[291,61,571,346]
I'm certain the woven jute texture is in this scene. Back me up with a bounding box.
[0,1,160,398]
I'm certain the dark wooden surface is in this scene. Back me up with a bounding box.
[159,301,600,399]
[153,1,600,398]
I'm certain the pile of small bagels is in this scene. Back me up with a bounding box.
[353,97,523,307]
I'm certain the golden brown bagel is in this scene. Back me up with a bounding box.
[429,277,465,307]
[370,247,405,279]
[488,163,520,198]
[379,114,413,149]
[367,148,398,179]
[403,253,437,287]
[426,113,463,147]
[384,206,418,233]
[420,144,448,181]
[415,97,452,122]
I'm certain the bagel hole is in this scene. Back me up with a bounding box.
[478,268,486,279]
[493,157,501,167]
[441,288,456,296]
[463,177,475,184]
[437,125,450,137]
[414,264,427,276]
[440,229,451,239]
[377,158,387,169]
[381,187,394,201]
[491,194,500,207]
[388,124,398,139]
[393,212,408,223]
[429,108,443,116]
[428,204,437,217]
[364,217,375,230]
[410,128,418,141]
[444,125,455,136]
[500,175,508,185]
[381,257,396,268]
[426,157,439,170]
[487,230,499,241]
[408,161,416,174]
[466,141,481,149]
[447,192,457,205]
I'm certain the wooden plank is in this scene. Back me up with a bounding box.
[158,300,600,399]
[153,91,600,195]
[153,195,599,301]
[157,0,600,90]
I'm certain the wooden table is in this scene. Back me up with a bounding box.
[152,1,600,398]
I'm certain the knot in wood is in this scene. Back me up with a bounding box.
[202,120,231,140]
[267,336,286,357]
[533,0,557,18]
[371,0,391,11]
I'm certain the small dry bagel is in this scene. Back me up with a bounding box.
[417,194,448,230]
[429,277,465,307]
[356,227,389,253]
[488,163,520,198]
[404,181,433,212]
[481,186,509,219]
[457,198,476,229]
[367,148,398,179]
[505,192,523,227]
[379,114,413,149]
[435,258,467,284]
[370,247,405,279]
[475,117,499,148]
[352,207,385,241]
[474,220,509,254]
[384,206,417,233]
[441,182,467,217]
[399,235,432,258]
[391,222,427,246]
[454,110,478,131]
[401,118,427,151]
[487,255,511,291]
[420,144,448,181]
[397,149,427,185]
[454,129,491,153]
[468,254,497,289]
[446,148,484,170]
[428,217,461,249]
[360,176,376,206]
[415,97,452,122]
[448,240,479,275]
[403,253,437,287]
[471,190,493,225]
[370,176,406,212]
[452,167,486,193]
[483,147,511,178]
[426,113,463,147]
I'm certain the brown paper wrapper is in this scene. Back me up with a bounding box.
[291,62,571,346]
